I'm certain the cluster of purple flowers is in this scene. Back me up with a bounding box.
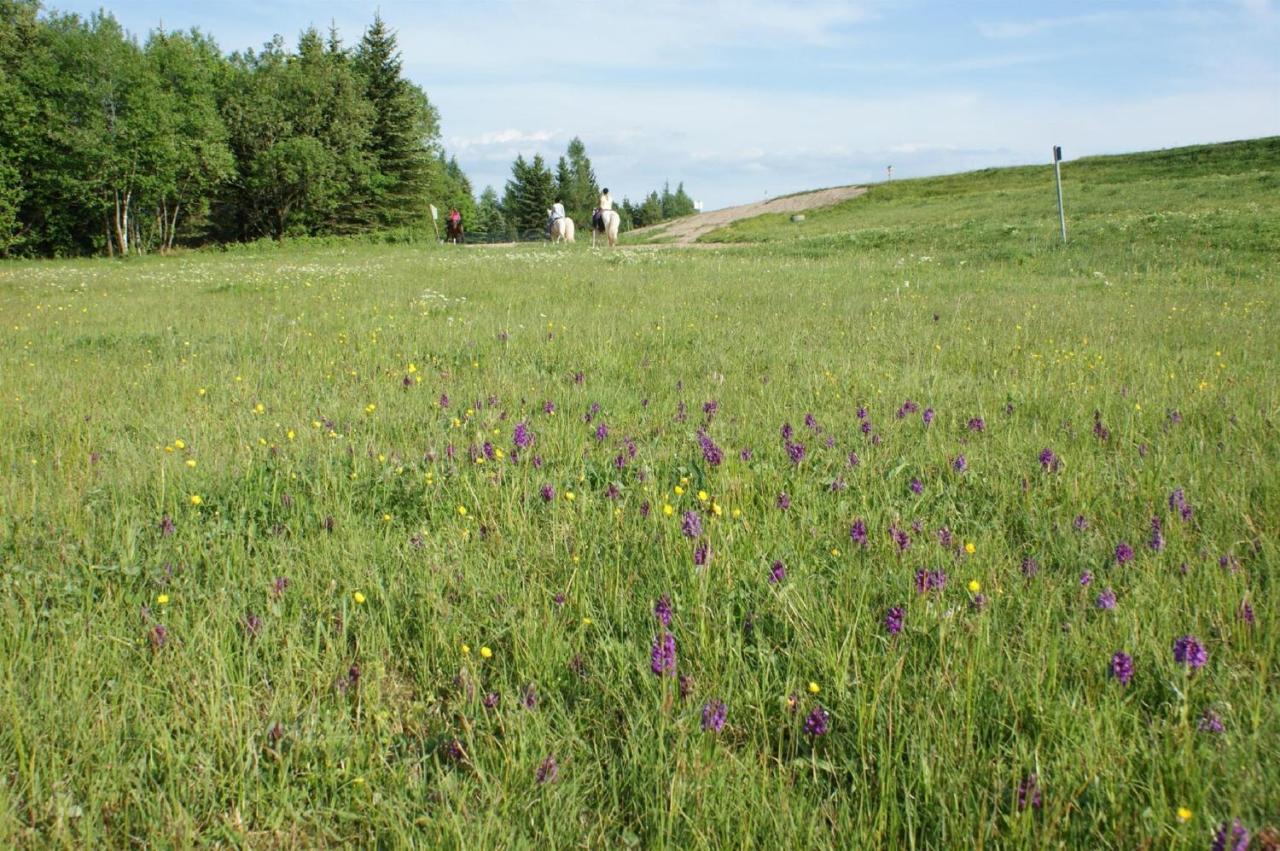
[1148,515,1165,551]
[681,510,703,539]
[1096,588,1117,610]
[803,705,830,737]
[698,431,724,466]
[1115,542,1134,565]
[654,595,673,628]
[914,569,947,594]
[1172,635,1207,669]
[651,630,677,676]
[1168,488,1194,521]
[701,699,727,732]
[850,519,869,548]
[768,560,786,584]
[1017,774,1043,811]
[884,606,904,635]
[1038,447,1061,472]
[1212,819,1250,851]
[951,454,967,473]
[1110,651,1134,685]
[513,420,533,449]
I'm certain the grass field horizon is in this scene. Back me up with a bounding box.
[2,138,1277,847]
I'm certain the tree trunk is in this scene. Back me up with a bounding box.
[167,201,180,253]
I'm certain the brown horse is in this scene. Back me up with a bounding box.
[445,217,464,244]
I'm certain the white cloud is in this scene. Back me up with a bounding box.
[976,12,1119,40]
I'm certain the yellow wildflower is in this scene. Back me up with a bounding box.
[480,646,492,659]
[353,591,366,604]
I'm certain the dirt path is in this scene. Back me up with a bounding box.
[629,184,867,245]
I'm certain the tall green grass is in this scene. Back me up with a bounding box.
[0,139,1276,847]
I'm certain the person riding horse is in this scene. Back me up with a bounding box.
[592,188,612,233]
[445,207,464,243]
[546,200,566,238]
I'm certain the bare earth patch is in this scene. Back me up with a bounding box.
[629,184,867,246]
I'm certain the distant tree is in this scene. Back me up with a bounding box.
[144,28,234,250]
[663,181,696,218]
[472,185,509,242]
[502,153,555,238]
[353,14,438,226]
[0,0,39,254]
[558,137,598,224]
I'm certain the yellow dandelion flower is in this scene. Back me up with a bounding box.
[581,617,593,626]
[480,646,492,659]
[808,681,820,694]
[732,508,742,519]
[353,591,366,604]
[185,459,196,468]
[197,387,207,396]
[156,593,170,605]
[382,513,392,522]
[190,494,203,506]
[968,580,981,593]
[254,403,265,414]
[287,429,295,440]
[674,486,685,496]
[365,403,376,414]
[174,439,186,450]
[697,490,709,502]
[457,505,468,516]
[461,643,470,655]
[377,453,386,463]
[407,363,417,373]
[965,541,976,555]
[663,504,674,516]
[712,503,722,516]
[1176,807,1192,823]
[565,491,575,501]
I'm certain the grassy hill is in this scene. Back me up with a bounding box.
[702,137,1280,276]
[0,139,1277,847]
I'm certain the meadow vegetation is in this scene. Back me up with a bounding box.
[1,139,1277,847]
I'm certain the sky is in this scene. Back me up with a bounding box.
[47,0,1280,209]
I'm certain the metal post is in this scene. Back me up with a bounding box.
[1053,145,1066,243]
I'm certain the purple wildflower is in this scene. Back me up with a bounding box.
[884,606,904,635]
[914,569,947,593]
[892,527,911,553]
[540,484,555,502]
[1169,488,1193,521]
[149,624,168,650]
[970,593,988,612]
[804,412,820,431]
[681,510,703,539]
[1149,516,1165,551]
[1096,588,1117,610]
[922,407,935,426]
[1172,635,1207,669]
[594,422,609,442]
[483,692,500,708]
[850,519,868,547]
[513,421,533,449]
[1093,410,1110,441]
[847,450,860,467]
[701,699,727,733]
[1115,542,1134,565]
[803,705,830,737]
[522,682,539,709]
[909,478,924,494]
[694,542,710,567]
[678,674,693,699]
[776,492,791,510]
[698,431,724,467]
[650,632,677,676]
[938,527,953,548]
[786,441,806,464]
[1080,570,1094,586]
[1198,710,1225,734]
[1017,774,1043,810]
[769,560,786,584]
[1038,447,1061,472]
[536,755,558,784]
[1019,557,1039,578]
[856,406,868,420]
[438,393,450,408]
[159,515,175,536]
[244,613,263,637]
[1073,514,1089,531]
[829,476,847,492]
[781,422,793,440]
[654,595,673,627]
[703,400,719,419]
[1110,651,1134,685]
[967,417,986,432]
[952,455,968,473]
[272,576,290,597]
[1213,820,1250,851]
[640,501,651,518]
[739,447,753,461]
[1238,600,1255,626]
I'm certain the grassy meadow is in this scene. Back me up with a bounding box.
[1,138,1278,847]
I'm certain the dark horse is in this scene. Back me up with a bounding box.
[445,217,464,244]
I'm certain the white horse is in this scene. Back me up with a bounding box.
[591,210,620,247]
[550,216,575,243]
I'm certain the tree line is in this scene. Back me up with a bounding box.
[0,1,699,254]
[0,2,472,256]
[469,138,696,242]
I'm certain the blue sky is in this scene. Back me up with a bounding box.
[48,0,1280,209]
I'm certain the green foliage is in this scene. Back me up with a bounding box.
[0,8,457,255]
[471,185,511,242]
[502,153,556,239]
